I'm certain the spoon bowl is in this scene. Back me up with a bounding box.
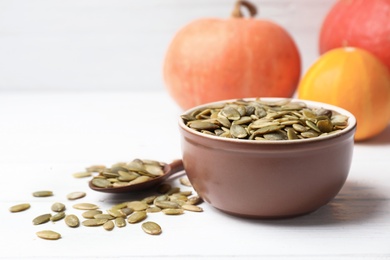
[88,159,184,193]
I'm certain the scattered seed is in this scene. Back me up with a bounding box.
[142,221,162,235]
[72,171,92,178]
[103,220,115,231]
[127,211,147,224]
[179,177,192,187]
[9,203,30,213]
[50,212,66,222]
[146,206,161,213]
[65,214,79,227]
[51,202,66,212]
[33,213,52,225]
[73,203,99,210]
[182,204,203,212]
[127,201,149,211]
[82,218,107,227]
[115,217,126,228]
[154,200,180,209]
[162,208,184,215]
[67,191,86,200]
[36,230,61,240]
[32,191,53,197]
[94,214,115,220]
[82,210,102,219]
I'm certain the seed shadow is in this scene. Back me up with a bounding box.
[224,180,387,227]
[357,124,390,145]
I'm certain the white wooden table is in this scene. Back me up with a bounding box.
[1,92,389,259]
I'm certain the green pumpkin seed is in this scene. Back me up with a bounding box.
[142,221,162,235]
[67,191,86,200]
[33,213,52,225]
[36,230,61,240]
[65,214,80,227]
[115,217,126,228]
[32,191,53,197]
[73,203,99,210]
[50,212,66,222]
[51,202,66,212]
[162,208,184,215]
[91,178,111,188]
[179,177,192,187]
[182,204,203,212]
[103,220,115,231]
[82,210,102,219]
[146,206,162,213]
[154,200,180,209]
[127,201,149,211]
[82,218,107,227]
[72,171,92,178]
[127,211,147,224]
[9,203,30,213]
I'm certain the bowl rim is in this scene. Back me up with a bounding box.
[178,97,357,145]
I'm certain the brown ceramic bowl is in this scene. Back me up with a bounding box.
[178,98,356,218]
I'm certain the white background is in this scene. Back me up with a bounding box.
[0,0,335,92]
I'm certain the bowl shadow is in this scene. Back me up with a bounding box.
[224,180,387,227]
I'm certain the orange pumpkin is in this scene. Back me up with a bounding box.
[163,0,301,110]
[298,47,390,141]
[319,0,390,70]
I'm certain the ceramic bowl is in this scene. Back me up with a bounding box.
[178,98,356,218]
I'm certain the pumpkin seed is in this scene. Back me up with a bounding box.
[146,206,162,213]
[32,190,53,197]
[154,200,180,209]
[186,196,202,205]
[91,178,111,188]
[50,212,66,222]
[179,177,192,187]
[51,202,66,212]
[36,230,61,240]
[33,213,52,225]
[119,208,134,216]
[142,221,162,235]
[103,220,115,231]
[65,214,80,227]
[94,214,115,220]
[73,203,99,210]
[67,191,86,200]
[115,217,126,228]
[9,203,30,213]
[82,218,107,227]
[86,165,106,172]
[127,201,149,211]
[142,195,157,205]
[82,210,102,219]
[127,211,147,224]
[162,208,184,215]
[106,208,126,218]
[182,204,203,212]
[72,171,92,178]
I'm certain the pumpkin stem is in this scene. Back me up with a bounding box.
[231,0,258,18]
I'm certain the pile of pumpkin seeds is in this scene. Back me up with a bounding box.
[8,159,203,240]
[88,159,166,189]
[181,99,349,141]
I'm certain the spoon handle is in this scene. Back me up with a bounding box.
[169,159,184,174]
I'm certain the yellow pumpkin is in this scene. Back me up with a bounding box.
[298,47,390,141]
